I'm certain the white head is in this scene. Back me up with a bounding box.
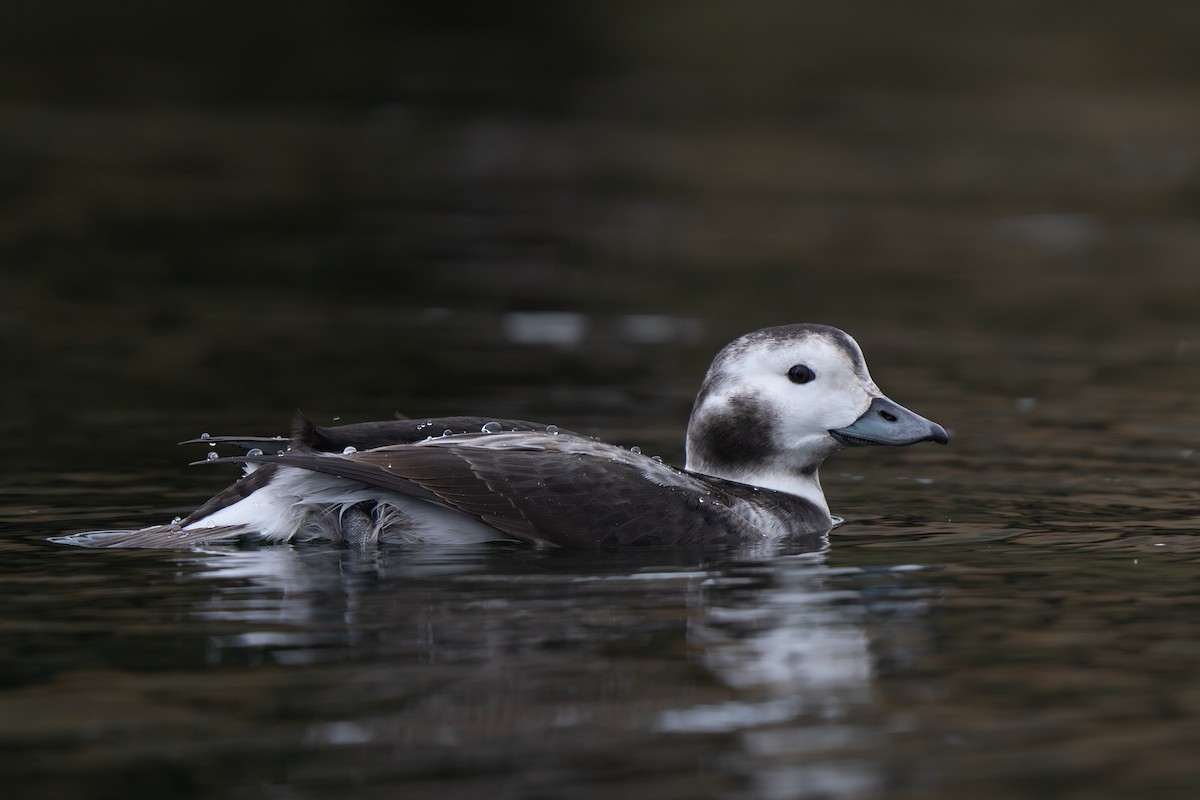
[685,324,947,511]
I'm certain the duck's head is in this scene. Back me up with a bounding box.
[685,324,948,504]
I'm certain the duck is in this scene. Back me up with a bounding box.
[54,323,948,549]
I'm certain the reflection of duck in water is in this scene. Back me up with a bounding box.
[56,324,947,548]
[662,551,874,733]
[664,552,940,800]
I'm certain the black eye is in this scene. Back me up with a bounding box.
[787,364,816,384]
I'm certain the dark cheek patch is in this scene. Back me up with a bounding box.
[692,393,777,470]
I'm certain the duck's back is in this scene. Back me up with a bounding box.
[214,427,834,547]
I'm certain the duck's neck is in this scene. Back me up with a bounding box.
[748,465,830,516]
[684,448,831,517]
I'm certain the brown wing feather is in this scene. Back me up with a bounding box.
[215,434,770,547]
[453,446,767,546]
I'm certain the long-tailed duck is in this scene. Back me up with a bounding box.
[54,324,947,549]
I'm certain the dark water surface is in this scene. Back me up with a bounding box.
[4,350,1200,799]
[5,4,1200,799]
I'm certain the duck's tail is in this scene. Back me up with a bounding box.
[49,524,250,549]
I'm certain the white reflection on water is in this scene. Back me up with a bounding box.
[500,310,703,348]
[183,543,936,800]
[659,549,907,800]
[501,311,587,346]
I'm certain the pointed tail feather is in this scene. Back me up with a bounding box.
[178,435,288,452]
[50,524,250,549]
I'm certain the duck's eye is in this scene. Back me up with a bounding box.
[787,364,816,384]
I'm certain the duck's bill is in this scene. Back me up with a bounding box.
[829,397,949,447]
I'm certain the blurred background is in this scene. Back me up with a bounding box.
[3,1,1199,466]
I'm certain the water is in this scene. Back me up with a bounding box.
[5,4,1200,798]
[4,354,1199,799]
